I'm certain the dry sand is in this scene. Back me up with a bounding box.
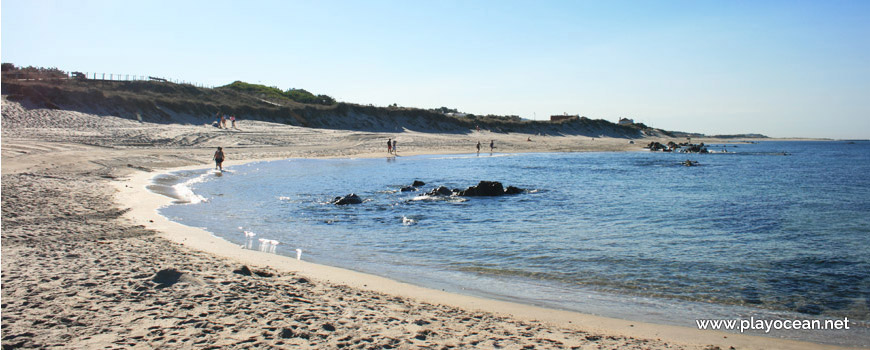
[1,98,855,349]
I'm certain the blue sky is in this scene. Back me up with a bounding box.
[3,1,869,139]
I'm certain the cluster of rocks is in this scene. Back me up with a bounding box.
[422,181,524,197]
[333,180,525,205]
[645,141,708,153]
[400,180,427,192]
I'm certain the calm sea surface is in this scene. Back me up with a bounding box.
[157,141,870,345]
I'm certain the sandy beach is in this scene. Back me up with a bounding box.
[1,98,854,349]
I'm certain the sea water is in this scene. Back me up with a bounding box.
[157,141,870,345]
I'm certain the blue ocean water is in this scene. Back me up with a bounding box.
[158,141,870,344]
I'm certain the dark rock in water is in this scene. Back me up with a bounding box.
[400,186,417,192]
[153,268,182,286]
[333,193,363,205]
[504,186,524,195]
[233,266,252,276]
[459,181,505,196]
[646,141,668,151]
[412,180,426,187]
[427,186,453,196]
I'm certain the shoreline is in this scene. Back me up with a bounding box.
[3,99,862,348]
[118,153,855,350]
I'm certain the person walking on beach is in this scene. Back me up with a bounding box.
[213,147,225,171]
[392,139,398,154]
[387,138,393,154]
[215,112,222,129]
[221,114,227,129]
[230,115,236,129]
[490,140,495,152]
[476,141,481,154]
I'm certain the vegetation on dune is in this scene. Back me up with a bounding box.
[2,63,691,138]
[220,81,336,106]
[2,63,68,80]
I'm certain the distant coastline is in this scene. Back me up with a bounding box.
[2,65,772,139]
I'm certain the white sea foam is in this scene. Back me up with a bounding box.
[402,216,417,225]
[171,172,210,204]
[410,195,467,203]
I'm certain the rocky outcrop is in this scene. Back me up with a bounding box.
[504,186,524,195]
[333,194,363,205]
[680,143,708,153]
[458,181,505,196]
[458,181,525,197]
[427,186,454,196]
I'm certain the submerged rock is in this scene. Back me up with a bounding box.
[427,186,453,196]
[457,181,525,197]
[504,186,524,195]
[400,186,417,192]
[412,180,426,187]
[333,194,363,205]
[458,181,505,196]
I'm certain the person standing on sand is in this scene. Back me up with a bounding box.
[214,147,225,171]
[476,141,481,154]
[215,112,222,129]
[392,139,398,154]
[387,138,392,154]
[231,115,236,129]
[490,140,495,152]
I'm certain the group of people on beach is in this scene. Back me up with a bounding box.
[476,140,495,154]
[385,138,496,155]
[215,112,237,129]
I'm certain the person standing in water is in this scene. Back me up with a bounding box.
[213,147,225,171]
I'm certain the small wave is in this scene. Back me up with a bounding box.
[410,195,468,202]
[171,172,210,204]
[402,216,417,225]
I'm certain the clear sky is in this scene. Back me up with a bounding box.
[3,1,869,139]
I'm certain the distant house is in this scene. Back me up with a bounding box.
[618,118,634,125]
[551,114,578,122]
